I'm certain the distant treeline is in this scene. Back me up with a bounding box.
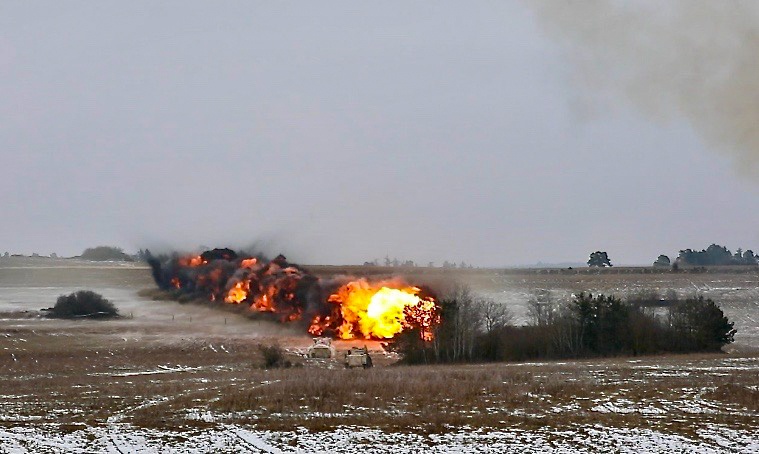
[675,244,757,266]
[0,246,142,262]
[392,289,736,364]
[80,246,135,262]
[363,256,474,268]
[66,246,148,262]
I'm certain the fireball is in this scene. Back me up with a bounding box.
[316,279,439,340]
[225,280,249,303]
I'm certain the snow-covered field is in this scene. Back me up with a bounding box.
[1,423,758,453]
[1,264,758,452]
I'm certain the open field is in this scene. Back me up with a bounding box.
[1,260,758,452]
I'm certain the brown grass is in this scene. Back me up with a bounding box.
[705,383,759,411]
[2,264,759,439]
[2,317,759,437]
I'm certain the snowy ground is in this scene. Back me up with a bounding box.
[1,264,758,452]
[1,423,758,453]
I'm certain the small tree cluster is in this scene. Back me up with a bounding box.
[49,290,119,319]
[677,244,757,266]
[389,286,512,363]
[442,261,473,269]
[587,251,612,267]
[393,291,735,364]
[653,254,671,267]
[376,256,417,267]
[669,296,737,351]
[134,249,152,262]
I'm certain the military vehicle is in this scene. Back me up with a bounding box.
[307,337,335,359]
[344,346,373,369]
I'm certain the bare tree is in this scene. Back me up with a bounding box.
[432,285,481,362]
[527,289,555,326]
[475,298,513,333]
[551,304,582,356]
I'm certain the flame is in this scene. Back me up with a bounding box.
[308,315,328,335]
[240,258,258,268]
[218,257,304,322]
[178,255,207,267]
[312,279,439,340]
[155,250,440,341]
[225,280,249,303]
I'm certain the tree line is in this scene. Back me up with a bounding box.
[391,289,735,364]
[363,256,474,268]
[589,244,759,269]
[675,244,757,266]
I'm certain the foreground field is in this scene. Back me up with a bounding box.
[1,262,758,452]
[1,321,758,452]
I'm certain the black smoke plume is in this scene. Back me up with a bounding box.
[147,248,327,325]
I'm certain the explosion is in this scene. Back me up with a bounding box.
[308,279,437,341]
[147,248,439,340]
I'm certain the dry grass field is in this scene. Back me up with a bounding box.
[1,259,758,452]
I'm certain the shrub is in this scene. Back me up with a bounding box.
[669,296,736,351]
[258,344,291,369]
[49,290,120,319]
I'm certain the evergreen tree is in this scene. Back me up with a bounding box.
[653,255,670,267]
[587,251,612,267]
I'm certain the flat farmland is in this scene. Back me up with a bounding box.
[1,261,757,452]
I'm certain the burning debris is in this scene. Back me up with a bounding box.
[147,249,439,341]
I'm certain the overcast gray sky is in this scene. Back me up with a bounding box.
[2,1,758,267]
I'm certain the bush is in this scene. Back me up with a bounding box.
[49,290,120,319]
[669,296,736,351]
[258,344,291,369]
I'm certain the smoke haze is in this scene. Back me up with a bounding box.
[2,2,759,266]
[529,0,759,172]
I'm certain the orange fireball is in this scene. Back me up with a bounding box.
[178,255,207,267]
[315,279,438,340]
[225,280,249,303]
